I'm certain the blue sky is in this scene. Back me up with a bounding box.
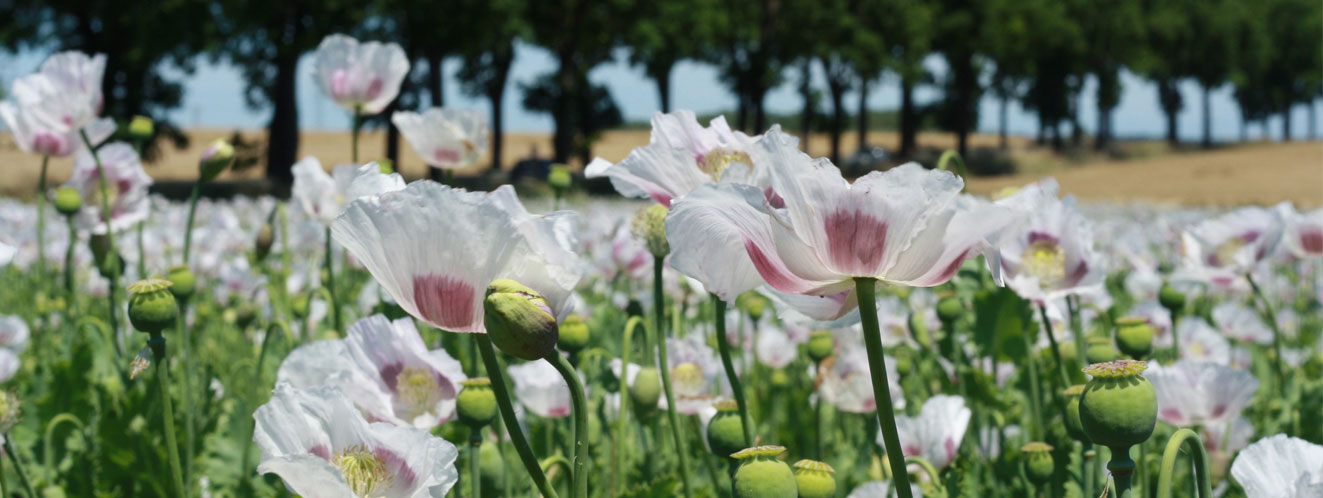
[3,41,1317,141]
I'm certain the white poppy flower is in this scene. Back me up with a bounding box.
[884,395,971,470]
[993,179,1106,303]
[818,347,903,414]
[1146,360,1258,428]
[1277,203,1323,260]
[1212,302,1274,345]
[1230,434,1323,498]
[292,159,405,226]
[1174,206,1283,288]
[343,315,465,428]
[253,384,459,497]
[311,34,410,115]
[391,108,488,170]
[64,142,153,235]
[7,51,106,134]
[0,87,113,157]
[755,327,796,369]
[1178,319,1250,368]
[507,359,571,419]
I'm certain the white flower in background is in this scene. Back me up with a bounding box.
[0,316,30,382]
[665,335,722,414]
[586,110,769,208]
[343,315,465,428]
[993,179,1105,303]
[508,359,572,418]
[0,82,114,157]
[1202,417,1253,455]
[332,182,582,333]
[6,51,106,135]
[1146,360,1258,428]
[391,108,489,170]
[884,395,971,470]
[253,384,459,497]
[1277,203,1323,260]
[0,242,13,267]
[64,142,153,235]
[292,159,405,226]
[312,34,409,115]
[818,346,903,413]
[755,327,796,369]
[1230,434,1323,498]
[1212,302,1274,345]
[276,340,362,391]
[1178,319,1250,368]
[847,481,922,498]
[1130,301,1174,348]
[1175,206,1283,289]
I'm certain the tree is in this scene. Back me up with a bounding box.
[218,0,367,184]
[873,0,932,158]
[1069,0,1143,150]
[624,0,713,113]
[707,0,788,133]
[1136,0,1196,146]
[1262,0,1322,141]
[456,0,525,172]
[1185,0,1240,148]
[932,0,987,158]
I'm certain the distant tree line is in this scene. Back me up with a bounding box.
[2,0,1319,182]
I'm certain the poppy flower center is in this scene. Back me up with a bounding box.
[394,366,442,420]
[671,362,705,396]
[1021,240,1067,287]
[334,445,395,497]
[697,148,752,181]
[1212,236,1251,267]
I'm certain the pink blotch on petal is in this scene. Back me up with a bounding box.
[412,274,477,330]
[375,446,417,488]
[744,239,815,294]
[433,148,461,164]
[1160,407,1185,425]
[823,209,888,274]
[1300,229,1323,254]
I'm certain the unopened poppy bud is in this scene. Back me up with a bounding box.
[548,164,571,192]
[632,204,670,257]
[127,279,178,334]
[0,390,20,434]
[557,313,589,353]
[53,187,82,216]
[483,279,559,361]
[1063,384,1088,442]
[1158,283,1185,314]
[936,295,963,323]
[707,400,746,458]
[456,378,498,429]
[234,302,258,329]
[291,294,310,319]
[1020,442,1055,484]
[1114,317,1154,359]
[89,234,123,279]
[198,139,234,182]
[1080,360,1156,451]
[792,459,836,498]
[737,292,768,322]
[254,223,275,261]
[128,115,154,140]
[1085,336,1120,364]
[908,311,931,349]
[806,331,833,363]
[629,367,662,414]
[166,265,196,303]
[731,446,797,498]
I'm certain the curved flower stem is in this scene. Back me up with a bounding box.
[936,150,968,191]
[148,335,187,498]
[712,294,755,447]
[1021,318,1045,440]
[323,227,342,334]
[1156,429,1212,498]
[548,353,589,498]
[43,413,86,471]
[182,179,202,264]
[614,315,643,494]
[80,129,122,346]
[1107,446,1136,498]
[1067,296,1086,366]
[474,334,559,498]
[469,428,482,498]
[1246,274,1285,386]
[653,256,694,498]
[854,277,914,498]
[1039,304,1071,390]
[36,154,49,282]
[3,435,37,498]
[905,455,941,485]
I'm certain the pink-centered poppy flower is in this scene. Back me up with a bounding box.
[666,129,1014,302]
[1146,360,1258,428]
[1277,203,1323,260]
[992,179,1105,303]
[331,181,582,333]
[292,159,405,226]
[0,84,113,157]
[818,346,904,413]
[312,34,410,115]
[883,394,971,470]
[508,359,572,418]
[6,51,106,136]
[1230,434,1323,498]
[343,315,466,428]
[253,384,459,497]
[1175,207,1283,288]
[585,110,771,208]
[391,108,488,170]
[64,142,152,235]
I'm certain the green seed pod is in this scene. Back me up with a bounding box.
[1114,317,1154,359]
[53,187,82,216]
[478,440,505,497]
[1085,337,1120,364]
[770,369,789,387]
[548,164,572,192]
[456,378,498,429]
[1158,283,1185,315]
[792,459,836,498]
[631,204,670,257]
[88,234,123,279]
[629,367,662,415]
[127,279,178,334]
[254,223,274,261]
[291,294,310,319]
[234,302,258,329]
[936,294,963,323]
[128,115,154,140]
[806,331,834,363]
[1063,384,1088,442]
[732,446,797,498]
[1079,360,1156,451]
[557,313,590,353]
[483,279,559,361]
[166,265,196,303]
[1020,442,1055,484]
[737,292,769,322]
[198,139,235,182]
[707,401,746,458]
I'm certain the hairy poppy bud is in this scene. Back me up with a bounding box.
[166,265,196,303]
[128,115,154,140]
[1158,283,1185,315]
[198,139,234,182]
[630,367,662,416]
[127,279,178,334]
[936,295,963,323]
[254,223,274,261]
[632,204,670,257]
[483,279,559,361]
[806,331,833,363]
[548,164,571,193]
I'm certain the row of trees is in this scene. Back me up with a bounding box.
[2,0,1320,182]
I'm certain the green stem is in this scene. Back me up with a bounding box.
[548,353,589,498]
[182,180,202,264]
[43,413,86,471]
[137,221,147,277]
[351,107,361,164]
[149,336,188,498]
[654,256,694,498]
[712,295,755,447]
[816,361,827,460]
[854,277,915,498]
[1156,429,1212,498]
[1068,296,1086,367]
[4,435,37,498]
[80,129,122,349]
[64,215,76,296]
[1246,274,1285,386]
[36,154,49,281]
[1039,305,1071,390]
[1082,443,1096,498]
[240,321,286,489]
[936,150,968,191]
[474,334,559,498]
[1022,320,1045,440]
[614,316,643,495]
[323,227,342,334]
[469,429,482,498]
[178,301,196,487]
[905,455,941,486]
[1107,446,1136,498]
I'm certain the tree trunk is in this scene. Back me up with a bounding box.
[825,59,846,165]
[386,104,400,166]
[1158,79,1181,146]
[1202,84,1213,148]
[899,73,918,159]
[653,61,673,114]
[1309,99,1317,140]
[1282,105,1293,142]
[799,61,813,149]
[428,54,445,107]
[952,53,976,158]
[552,56,577,164]
[487,48,514,172]
[753,84,768,134]
[266,51,300,185]
[998,94,1009,150]
[858,77,870,148]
